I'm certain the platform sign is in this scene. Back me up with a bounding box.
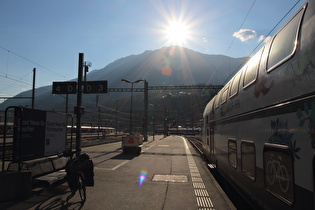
[45,112,67,155]
[52,82,77,94]
[13,108,66,161]
[83,80,108,94]
[52,81,107,94]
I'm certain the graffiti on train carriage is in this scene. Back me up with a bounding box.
[291,50,315,82]
[268,118,301,161]
[297,101,315,148]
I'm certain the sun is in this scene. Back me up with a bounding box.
[165,21,190,46]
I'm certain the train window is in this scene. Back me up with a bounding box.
[221,86,229,104]
[229,72,241,98]
[241,140,256,181]
[210,122,214,155]
[264,144,294,205]
[267,7,305,72]
[243,48,263,89]
[209,100,214,114]
[214,93,220,109]
[228,139,237,169]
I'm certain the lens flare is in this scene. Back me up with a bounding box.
[169,47,175,56]
[139,170,148,186]
[161,66,172,76]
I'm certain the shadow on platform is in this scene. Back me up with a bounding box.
[0,183,83,210]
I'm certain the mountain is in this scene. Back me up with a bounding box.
[0,46,247,127]
[88,46,245,86]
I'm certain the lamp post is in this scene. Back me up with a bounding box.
[121,79,144,135]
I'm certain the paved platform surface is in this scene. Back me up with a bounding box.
[0,135,236,210]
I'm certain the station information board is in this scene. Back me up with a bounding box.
[83,81,108,94]
[13,108,67,161]
[52,81,107,94]
[52,82,77,94]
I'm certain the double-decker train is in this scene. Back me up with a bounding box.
[202,1,315,209]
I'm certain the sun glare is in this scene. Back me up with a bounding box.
[166,21,190,46]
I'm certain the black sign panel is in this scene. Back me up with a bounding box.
[83,81,108,94]
[52,82,77,94]
[13,108,46,161]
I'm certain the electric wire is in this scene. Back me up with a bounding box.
[223,0,302,83]
[186,0,302,119]
[201,0,256,93]
[0,45,66,78]
[199,0,302,114]
[226,0,257,55]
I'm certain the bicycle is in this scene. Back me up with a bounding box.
[61,150,94,204]
[266,154,289,193]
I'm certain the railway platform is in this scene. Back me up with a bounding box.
[0,135,236,210]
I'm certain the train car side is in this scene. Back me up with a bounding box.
[203,2,315,209]
[68,126,116,135]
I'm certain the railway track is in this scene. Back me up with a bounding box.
[187,136,203,154]
[0,135,123,160]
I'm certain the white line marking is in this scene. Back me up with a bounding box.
[182,137,189,150]
[111,160,129,170]
[94,160,129,171]
[181,137,215,210]
[142,141,158,151]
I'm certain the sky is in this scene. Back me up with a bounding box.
[0,0,306,99]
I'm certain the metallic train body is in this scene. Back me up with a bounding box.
[202,2,315,209]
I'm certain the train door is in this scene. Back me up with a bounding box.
[206,117,210,147]
[210,121,214,155]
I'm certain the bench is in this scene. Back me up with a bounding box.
[7,155,69,185]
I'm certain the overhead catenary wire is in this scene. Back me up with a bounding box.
[223,0,302,84]
[226,0,257,55]
[0,45,66,78]
[193,0,302,117]
[219,0,257,86]
[201,0,256,93]
[0,73,32,86]
[0,45,71,98]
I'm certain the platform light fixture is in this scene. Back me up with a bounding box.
[121,79,144,134]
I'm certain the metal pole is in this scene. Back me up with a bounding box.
[96,94,100,139]
[76,53,84,157]
[115,100,118,137]
[98,105,101,139]
[144,80,148,141]
[164,106,169,137]
[121,79,144,135]
[130,83,134,135]
[2,107,11,171]
[32,68,36,109]
[153,115,155,141]
[67,114,73,150]
[84,63,88,83]
[17,107,23,171]
[66,94,69,114]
